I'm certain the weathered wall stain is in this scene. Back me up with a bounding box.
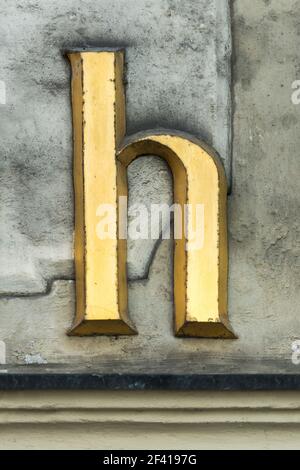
[0,1,299,373]
[0,0,232,296]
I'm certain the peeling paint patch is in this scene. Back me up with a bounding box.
[24,354,47,365]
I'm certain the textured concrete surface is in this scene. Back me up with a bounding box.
[0,0,231,293]
[1,0,300,374]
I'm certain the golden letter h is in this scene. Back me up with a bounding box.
[67,49,234,338]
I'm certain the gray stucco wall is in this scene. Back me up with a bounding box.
[0,0,299,374]
[0,0,232,295]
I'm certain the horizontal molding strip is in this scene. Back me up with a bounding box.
[0,409,300,426]
[0,373,300,390]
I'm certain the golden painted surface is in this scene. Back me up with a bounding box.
[68,50,234,338]
[68,51,134,335]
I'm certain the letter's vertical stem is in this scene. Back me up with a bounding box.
[68,50,136,335]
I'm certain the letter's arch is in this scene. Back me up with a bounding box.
[67,49,235,338]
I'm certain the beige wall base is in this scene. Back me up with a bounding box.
[0,391,300,449]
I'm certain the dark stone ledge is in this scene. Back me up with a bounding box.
[0,373,300,391]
